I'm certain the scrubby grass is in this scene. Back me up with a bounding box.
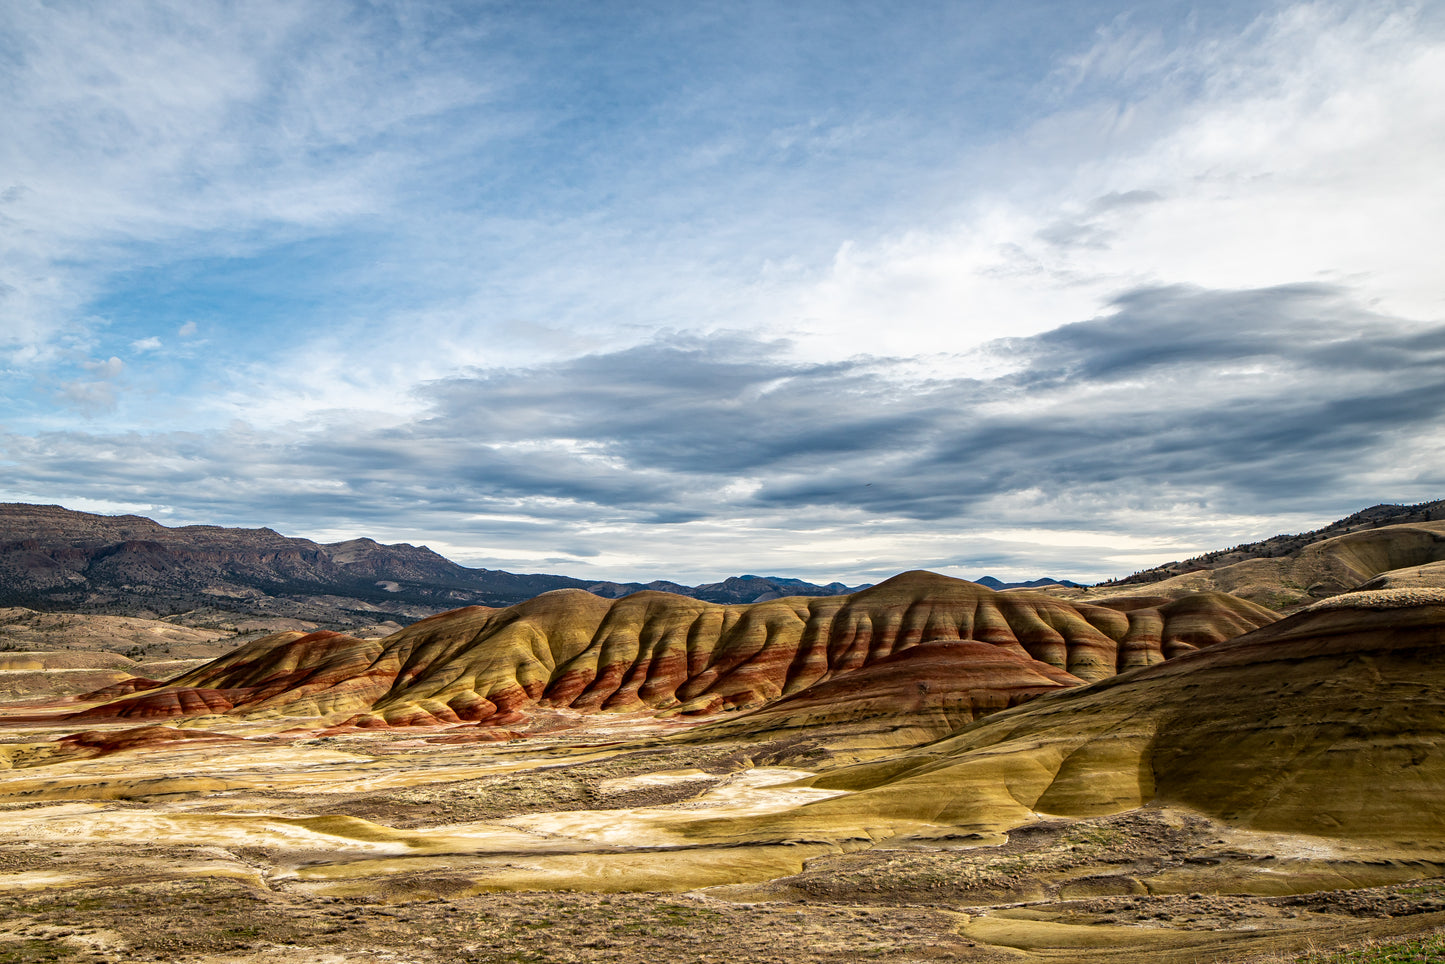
[0,939,70,963]
[1294,931,1445,962]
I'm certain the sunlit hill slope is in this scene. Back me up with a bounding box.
[68,572,1276,729]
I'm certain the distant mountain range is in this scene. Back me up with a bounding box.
[971,575,1085,590]
[0,504,867,630]
[12,499,1436,636]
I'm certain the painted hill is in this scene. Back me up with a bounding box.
[68,572,1277,728]
[691,592,1267,756]
[688,639,1083,759]
[696,588,1445,849]
[0,503,862,629]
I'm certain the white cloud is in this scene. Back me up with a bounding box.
[55,355,125,412]
[0,0,496,364]
[83,356,123,378]
[776,1,1445,366]
[3,1,1442,581]
[15,1,1437,423]
[6,286,1443,583]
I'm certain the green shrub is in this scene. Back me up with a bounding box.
[1294,932,1445,963]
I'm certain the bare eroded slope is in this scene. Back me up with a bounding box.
[68,572,1276,729]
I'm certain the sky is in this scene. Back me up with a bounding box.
[2,0,1443,585]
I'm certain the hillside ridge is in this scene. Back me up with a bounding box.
[67,570,1276,730]
[1102,499,1445,588]
[0,503,866,629]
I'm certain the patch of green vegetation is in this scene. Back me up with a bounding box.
[24,896,107,915]
[0,939,73,963]
[654,903,724,923]
[1062,825,1125,848]
[1262,590,1309,610]
[1294,931,1445,963]
[1397,883,1445,897]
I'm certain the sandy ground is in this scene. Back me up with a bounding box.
[2,714,1445,963]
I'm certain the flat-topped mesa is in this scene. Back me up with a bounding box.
[70,572,1277,727]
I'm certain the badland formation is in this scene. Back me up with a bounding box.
[2,500,1445,962]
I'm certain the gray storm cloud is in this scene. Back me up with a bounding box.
[4,283,1442,578]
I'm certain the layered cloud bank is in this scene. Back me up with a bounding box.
[5,283,1441,582]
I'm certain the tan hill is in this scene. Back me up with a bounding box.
[0,607,233,657]
[0,648,144,703]
[695,588,1445,851]
[1060,519,1445,612]
[1092,499,1445,609]
[0,647,216,703]
[0,608,239,701]
[1105,499,1445,582]
[66,572,1276,728]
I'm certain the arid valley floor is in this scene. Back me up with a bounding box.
[4,504,1445,962]
[4,715,1445,964]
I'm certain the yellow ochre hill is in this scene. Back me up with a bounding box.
[67,571,1277,729]
[695,588,1445,851]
